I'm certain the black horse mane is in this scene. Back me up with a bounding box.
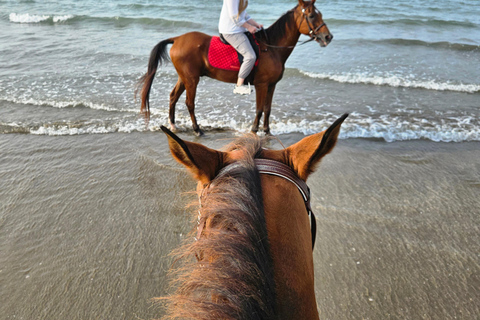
[256,7,297,46]
[160,135,277,320]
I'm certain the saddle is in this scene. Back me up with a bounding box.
[208,32,259,72]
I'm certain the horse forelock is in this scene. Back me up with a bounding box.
[161,135,277,320]
[224,133,265,159]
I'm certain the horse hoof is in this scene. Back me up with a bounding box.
[194,129,204,137]
[264,129,271,136]
[170,124,178,132]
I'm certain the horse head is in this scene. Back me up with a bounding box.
[160,114,348,319]
[296,0,333,47]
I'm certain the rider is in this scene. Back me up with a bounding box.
[219,0,263,95]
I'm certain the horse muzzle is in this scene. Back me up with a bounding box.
[317,33,333,47]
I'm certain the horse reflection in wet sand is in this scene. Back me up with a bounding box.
[159,114,348,319]
[137,0,332,136]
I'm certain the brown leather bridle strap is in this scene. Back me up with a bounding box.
[254,159,317,249]
[196,159,317,250]
[303,8,326,43]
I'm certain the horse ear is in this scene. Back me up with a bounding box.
[299,0,316,7]
[161,126,224,184]
[286,114,348,181]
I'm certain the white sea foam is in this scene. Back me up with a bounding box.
[2,96,137,113]
[268,115,480,142]
[9,13,74,23]
[9,13,49,23]
[22,114,479,143]
[300,71,480,93]
[4,91,477,142]
[30,125,113,136]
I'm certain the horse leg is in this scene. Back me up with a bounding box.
[143,109,151,129]
[263,84,276,135]
[169,79,185,132]
[251,84,268,134]
[184,78,203,136]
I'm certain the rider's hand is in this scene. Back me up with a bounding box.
[247,25,258,34]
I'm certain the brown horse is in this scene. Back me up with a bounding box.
[159,114,348,319]
[138,0,332,136]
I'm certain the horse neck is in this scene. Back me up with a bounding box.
[263,8,301,59]
[261,176,320,319]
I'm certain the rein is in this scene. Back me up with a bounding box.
[197,158,317,250]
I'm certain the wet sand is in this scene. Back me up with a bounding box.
[1,132,479,319]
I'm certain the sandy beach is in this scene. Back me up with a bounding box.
[1,131,478,319]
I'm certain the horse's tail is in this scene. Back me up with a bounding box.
[136,38,174,111]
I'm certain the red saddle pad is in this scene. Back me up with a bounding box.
[208,36,241,71]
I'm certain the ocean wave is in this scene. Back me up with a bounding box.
[0,96,138,113]
[3,113,478,143]
[9,13,74,23]
[269,115,480,142]
[8,12,201,28]
[385,18,478,28]
[0,118,148,135]
[117,3,163,10]
[373,38,480,52]
[299,71,480,93]
[327,17,478,29]
[0,123,31,134]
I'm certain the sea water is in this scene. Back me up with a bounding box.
[1,0,479,141]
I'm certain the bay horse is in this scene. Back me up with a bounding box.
[159,114,348,319]
[138,0,332,136]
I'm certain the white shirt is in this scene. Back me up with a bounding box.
[218,0,251,34]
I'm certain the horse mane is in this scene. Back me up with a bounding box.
[257,7,297,46]
[161,135,277,320]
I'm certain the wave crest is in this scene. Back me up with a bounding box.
[300,71,480,93]
[372,38,480,52]
[2,112,478,143]
[9,13,74,23]
[328,17,478,29]
[8,12,201,28]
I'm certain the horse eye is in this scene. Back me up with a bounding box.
[309,14,315,19]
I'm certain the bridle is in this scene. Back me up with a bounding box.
[302,7,326,43]
[196,158,317,250]
[257,5,327,49]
